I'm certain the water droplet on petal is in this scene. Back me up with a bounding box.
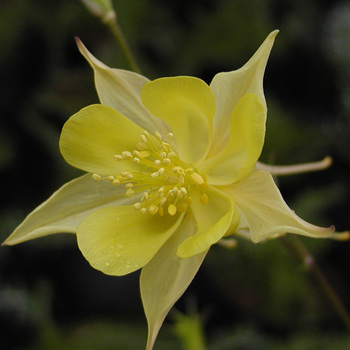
[105,261,110,267]
[126,264,131,269]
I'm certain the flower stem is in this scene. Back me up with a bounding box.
[280,235,350,331]
[103,12,142,74]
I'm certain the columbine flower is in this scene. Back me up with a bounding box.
[3,30,344,350]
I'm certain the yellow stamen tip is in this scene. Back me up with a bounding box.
[168,204,177,216]
[92,173,102,181]
[138,151,150,158]
[148,205,159,215]
[114,154,124,161]
[191,172,204,185]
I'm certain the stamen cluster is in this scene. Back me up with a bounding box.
[92,130,209,216]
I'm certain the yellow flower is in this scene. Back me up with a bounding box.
[3,30,343,350]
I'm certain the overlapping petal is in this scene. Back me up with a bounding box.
[209,30,278,156]
[59,104,145,175]
[76,38,169,134]
[176,187,237,258]
[141,77,215,165]
[140,214,207,350]
[3,174,134,245]
[77,206,184,276]
[199,94,265,185]
[224,171,335,242]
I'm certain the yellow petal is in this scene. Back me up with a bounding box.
[59,104,143,175]
[77,206,183,276]
[140,214,207,350]
[3,174,134,245]
[141,77,215,165]
[176,187,237,258]
[209,30,278,156]
[225,170,335,242]
[199,93,265,185]
[76,38,169,135]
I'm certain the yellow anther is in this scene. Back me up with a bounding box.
[136,141,147,150]
[133,157,140,163]
[149,205,159,215]
[125,183,134,188]
[155,131,162,140]
[163,158,171,165]
[151,171,159,178]
[157,186,164,195]
[140,208,147,214]
[180,187,187,195]
[167,132,174,140]
[141,192,149,201]
[159,151,167,159]
[168,204,177,216]
[125,188,135,197]
[200,193,209,205]
[154,159,161,166]
[122,151,133,159]
[173,166,185,175]
[112,179,120,185]
[141,130,149,137]
[127,173,133,179]
[159,197,167,205]
[92,173,102,181]
[107,175,114,181]
[191,172,204,185]
[114,154,124,161]
[169,187,178,196]
[168,152,175,158]
[133,202,141,210]
[138,151,150,158]
[141,135,147,143]
[158,168,165,175]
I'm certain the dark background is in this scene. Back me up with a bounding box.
[1,0,349,349]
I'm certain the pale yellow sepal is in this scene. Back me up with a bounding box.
[224,170,335,242]
[141,76,215,165]
[209,30,278,156]
[140,214,207,350]
[76,38,169,135]
[3,174,134,245]
[77,206,183,276]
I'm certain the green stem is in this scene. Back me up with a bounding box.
[280,235,350,331]
[103,12,141,73]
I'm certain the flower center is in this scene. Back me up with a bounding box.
[92,130,209,216]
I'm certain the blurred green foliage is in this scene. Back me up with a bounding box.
[1,0,349,349]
